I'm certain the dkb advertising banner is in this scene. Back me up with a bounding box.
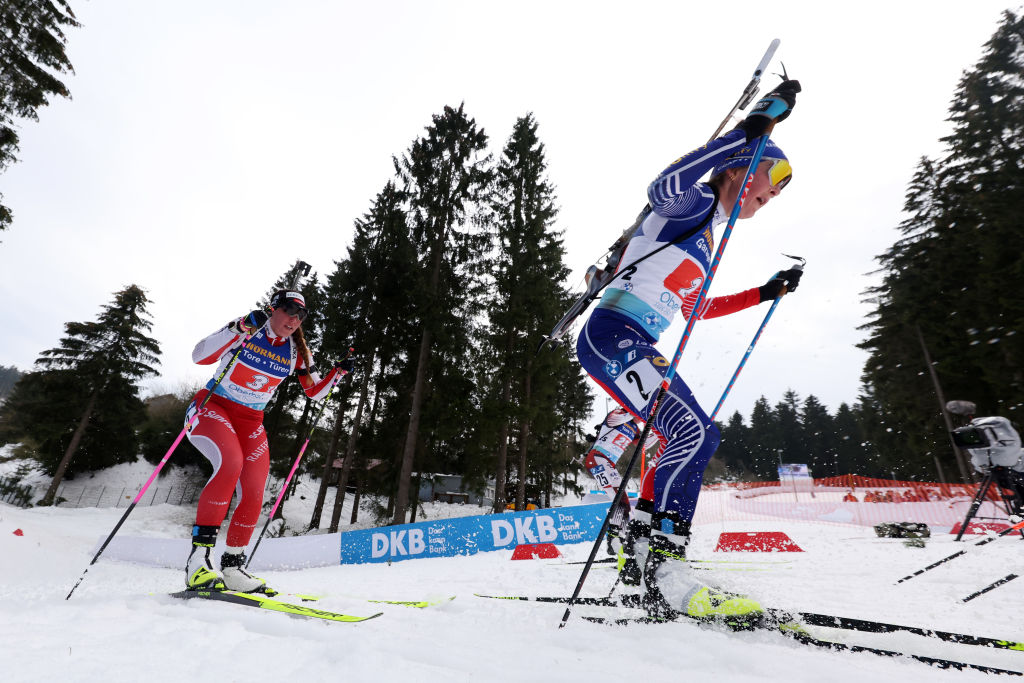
[339,503,610,564]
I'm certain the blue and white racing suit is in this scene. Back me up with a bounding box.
[576,129,766,531]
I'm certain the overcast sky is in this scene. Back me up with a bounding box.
[0,1,1012,425]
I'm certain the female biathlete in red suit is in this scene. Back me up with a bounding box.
[184,290,353,593]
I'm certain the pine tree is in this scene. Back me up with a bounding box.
[0,285,161,504]
[774,390,803,464]
[310,182,419,531]
[390,104,492,525]
[714,410,752,480]
[859,11,1024,481]
[832,402,867,478]
[799,395,833,476]
[483,113,587,511]
[0,0,80,231]
[943,12,1024,406]
[0,364,22,399]
[746,396,781,480]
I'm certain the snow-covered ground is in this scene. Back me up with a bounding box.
[2,463,1023,682]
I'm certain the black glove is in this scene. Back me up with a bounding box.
[737,79,802,141]
[334,357,355,373]
[758,268,803,302]
[233,309,268,334]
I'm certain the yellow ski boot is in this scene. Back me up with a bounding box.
[185,545,225,591]
[642,515,766,630]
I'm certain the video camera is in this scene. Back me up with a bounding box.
[951,416,1024,475]
[949,416,1024,535]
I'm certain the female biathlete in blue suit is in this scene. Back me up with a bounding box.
[576,79,802,624]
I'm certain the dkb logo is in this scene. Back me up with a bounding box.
[490,515,558,547]
[371,528,427,558]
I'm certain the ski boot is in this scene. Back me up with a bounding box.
[642,512,765,631]
[220,548,276,595]
[616,500,652,591]
[185,525,225,591]
[605,495,632,556]
[606,523,622,557]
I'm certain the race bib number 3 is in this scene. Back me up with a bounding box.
[612,358,663,411]
[229,364,282,394]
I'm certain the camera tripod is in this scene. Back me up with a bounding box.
[954,466,1024,542]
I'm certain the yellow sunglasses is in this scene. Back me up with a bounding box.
[768,158,792,189]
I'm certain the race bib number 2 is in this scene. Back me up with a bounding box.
[612,358,663,411]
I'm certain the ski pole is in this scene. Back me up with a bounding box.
[66,327,257,600]
[246,349,352,568]
[709,255,805,421]
[559,133,774,628]
[962,573,1019,603]
[895,517,1024,584]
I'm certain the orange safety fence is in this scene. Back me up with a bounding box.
[692,474,1018,530]
[713,475,1010,502]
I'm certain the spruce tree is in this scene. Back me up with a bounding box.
[714,410,752,480]
[859,11,1024,481]
[390,104,492,525]
[832,402,867,478]
[0,364,22,399]
[0,285,161,504]
[774,390,803,465]
[746,397,781,480]
[310,182,419,531]
[943,11,1024,406]
[0,0,80,231]
[483,113,587,511]
[799,395,833,476]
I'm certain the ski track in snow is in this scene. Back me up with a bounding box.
[2,478,1023,682]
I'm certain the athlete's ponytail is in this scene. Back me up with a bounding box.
[292,325,313,369]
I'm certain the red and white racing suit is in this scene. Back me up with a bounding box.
[585,408,659,525]
[186,319,341,547]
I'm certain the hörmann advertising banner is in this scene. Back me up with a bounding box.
[339,503,609,564]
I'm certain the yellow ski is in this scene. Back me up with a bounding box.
[170,589,381,623]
